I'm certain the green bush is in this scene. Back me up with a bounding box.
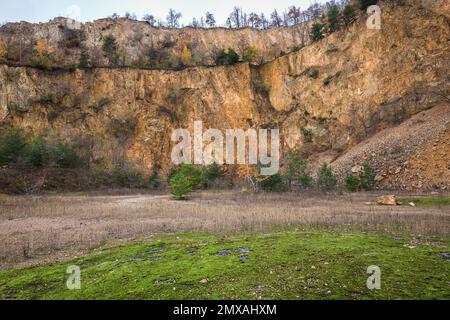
[202,163,224,188]
[0,129,85,169]
[29,53,53,70]
[260,173,285,192]
[284,150,312,190]
[310,22,324,42]
[316,164,337,191]
[178,164,204,189]
[242,47,258,64]
[147,171,161,189]
[215,48,240,65]
[112,165,145,188]
[345,173,360,192]
[78,48,90,68]
[359,0,378,11]
[359,163,376,191]
[327,5,341,32]
[344,164,377,192]
[50,142,81,168]
[102,35,118,65]
[25,136,49,168]
[299,173,313,188]
[343,5,357,25]
[0,129,28,165]
[170,172,193,200]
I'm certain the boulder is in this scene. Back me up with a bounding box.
[377,195,398,206]
[351,165,364,174]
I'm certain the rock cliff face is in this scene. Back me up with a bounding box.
[0,16,309,67]
[0,0,449,190]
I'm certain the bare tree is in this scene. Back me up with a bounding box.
[270,10,282,28]
[143,14,157,26]
[228,7,242,28]
[166,9,182,28]
[124,12,137,20]
[282,11,289,27]
[190,18,200,28]
[248,13,261,28]
[205,12,216,27]
[288,6,301,25]
[260,13,269,29]
[226,17,232,28]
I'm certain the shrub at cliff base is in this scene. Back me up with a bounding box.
[316,163,337,191]
[170,172,193,199]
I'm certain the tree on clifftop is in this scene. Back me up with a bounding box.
[166,9,182,28]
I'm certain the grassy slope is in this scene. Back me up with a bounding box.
[0,231,449,300]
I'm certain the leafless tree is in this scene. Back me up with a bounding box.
[124,12,137,20]
[270,10,283,28]
[166,8,182,28]
[260,13,269,29]
[205,12,216,27]
[228,7,243,28]
[190,18,200,28]
[143,14,157,26]
[248,13,261,28]
[288,6,301,25]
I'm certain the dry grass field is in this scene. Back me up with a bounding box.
[1,190,449,271]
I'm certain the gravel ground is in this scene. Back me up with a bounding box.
[332,103,450,190]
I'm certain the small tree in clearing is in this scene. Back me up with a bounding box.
[359,163,376,191]
[316,163,337,191]
[345,173,360,192]
[284,150,312,190]
[170,172,193,200]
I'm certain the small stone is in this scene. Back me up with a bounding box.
[200,278,208,284]
[351,165,363,174]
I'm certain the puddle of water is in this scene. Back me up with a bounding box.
[155,279,176,285]
[213,248,251,256]
[148,248,166,255]
[438,252,450,262]
[131,257,162,262]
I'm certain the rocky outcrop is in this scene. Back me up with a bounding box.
[0,16,310,68]
[0,1,449,189]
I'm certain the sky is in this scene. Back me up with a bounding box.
[0,0,325,26]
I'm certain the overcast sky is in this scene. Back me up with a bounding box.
[0,0,325,26]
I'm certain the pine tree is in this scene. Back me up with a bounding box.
[310,22,324,42]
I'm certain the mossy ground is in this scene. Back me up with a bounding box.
[398,196,450,207]
[0,231,449,300]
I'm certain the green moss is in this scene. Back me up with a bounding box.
[0,231,448,300]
